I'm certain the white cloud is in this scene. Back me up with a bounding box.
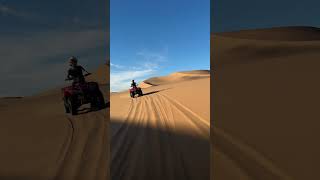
[110,69,155,92]
[0,29,108,97]
[110,63,124,69]
[0,4,29,18]
[110,48,168,92]
[1,29,106,72]
[72,16,81,24]
[136,47,168,62]
[0,5,17,15]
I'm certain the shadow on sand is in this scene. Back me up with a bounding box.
[142,90,160,96]
[110,119,210,180]
[141,88,172,97]
[76,101,109,115]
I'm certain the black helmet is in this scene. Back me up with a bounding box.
[69,56,78,65]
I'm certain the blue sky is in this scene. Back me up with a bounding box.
[0,0,108,97]
[110,0,210,91]
[212,0,320,32]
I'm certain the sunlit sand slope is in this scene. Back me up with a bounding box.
[111,71,210,180]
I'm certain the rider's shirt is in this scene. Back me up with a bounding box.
[68,65,85,83]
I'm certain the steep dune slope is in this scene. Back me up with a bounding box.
[87,63,109,85]
[212,27,320,179]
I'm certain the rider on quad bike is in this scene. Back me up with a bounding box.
[66,56,90,85]
[62,56,105,115]
[131,80,137,88]
[129,80,143,98]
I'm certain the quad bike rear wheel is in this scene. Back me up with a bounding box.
[91,90,105,110]
[96,90,105,108]
[138,89,143,96]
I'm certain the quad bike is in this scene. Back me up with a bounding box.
[62,73,105,115]
[129,86,143,98]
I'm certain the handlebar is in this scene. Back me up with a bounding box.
[65,73,91,81]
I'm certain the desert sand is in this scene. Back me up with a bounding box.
[0,64,109,180]
[211,26,320,179]
[110,70,210,180]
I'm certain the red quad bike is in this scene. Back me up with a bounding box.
[129,86,143,98]
[62,73,105,115]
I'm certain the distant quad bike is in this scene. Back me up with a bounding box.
[62,73,105,115]
[129,86,143,98]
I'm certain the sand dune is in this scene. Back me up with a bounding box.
[212,27,320,179]
[87,63,109,85]
[217,26,320,41]
[143,70,209,86]
[0,65,109,180]
[111,71,210,180]
[138,82,153,89]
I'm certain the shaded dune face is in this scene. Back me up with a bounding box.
[216,26,320,41]
[213,35,320,68]
[211,27,320,179]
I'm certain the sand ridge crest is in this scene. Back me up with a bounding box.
[142,70,210,87]
[215,26,320,41]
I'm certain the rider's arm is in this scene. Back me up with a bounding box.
[67,69,72,79]
[81,66,90,74]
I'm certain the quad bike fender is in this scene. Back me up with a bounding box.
[63,91,72,97]
[87,82,100,92]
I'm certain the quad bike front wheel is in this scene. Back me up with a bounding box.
[66,97,78,115]
[63,98,70,113]
[130,92,135,98]
[138,89,143,97]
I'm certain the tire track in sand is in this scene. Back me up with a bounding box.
[111,92,210,180]
[212,127,293,180]
[54,109,108,180]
